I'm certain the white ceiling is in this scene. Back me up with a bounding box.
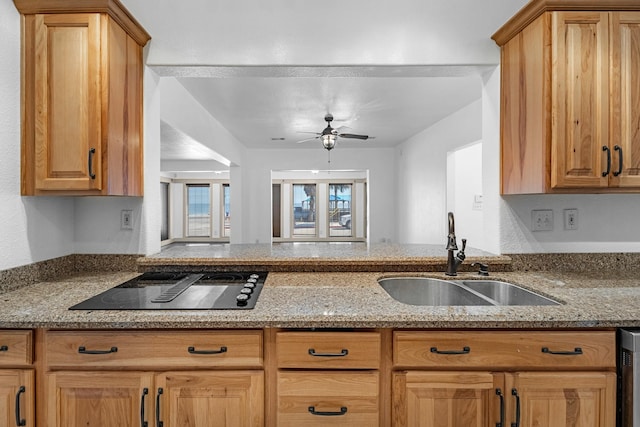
[121,0,529,161]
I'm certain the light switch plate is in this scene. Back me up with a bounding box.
[531,209,553,231]
[121,210,133,230]
[564,209,578,230]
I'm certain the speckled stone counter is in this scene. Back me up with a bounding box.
[139,242,512,272]
[1,269,639,329]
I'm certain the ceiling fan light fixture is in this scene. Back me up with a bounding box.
[321,134,336,150]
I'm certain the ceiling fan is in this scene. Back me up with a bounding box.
[297,114,374,151]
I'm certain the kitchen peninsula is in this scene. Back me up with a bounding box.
[0,243,638,329]
[0,243,635,426]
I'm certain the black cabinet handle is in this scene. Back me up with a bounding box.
[602,146,611,177]
[430,346,470,355]
[542,347,583,355]
[0,345,8,352]
[156,388,163,427]
[614,145,623,176]
[308,348,349,357]
[15,386,26,427]
[495,388,504,427]
[140,388,148,427]
[308,406,347,416]
[78,346,118,355]
[511,388,520,427]
[88,148,96,179]
[187,346,227,355]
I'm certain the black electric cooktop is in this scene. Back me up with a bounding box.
[69,271,267,310]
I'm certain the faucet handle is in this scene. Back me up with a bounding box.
[471,262,489,276]
[456,238,467,262]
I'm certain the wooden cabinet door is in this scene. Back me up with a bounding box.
[0,370,34,427]
[45,371,153,427]
[155,371,264,427]
[551,12,610,189]
[506,371,616,427]
[610,11,640,187]
[34,14,102,191]
[392,371,502,427]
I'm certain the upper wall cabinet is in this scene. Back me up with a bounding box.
[14,0,150,196]
[493,1,640,194]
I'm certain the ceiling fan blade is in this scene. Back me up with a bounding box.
[338,133,370,140]
[295,137,319,144]
[297,131,321,135]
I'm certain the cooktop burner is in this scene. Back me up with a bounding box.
[69,271,267,310]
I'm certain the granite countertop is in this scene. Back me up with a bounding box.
[1,269,640,329]
[138,242,512,272]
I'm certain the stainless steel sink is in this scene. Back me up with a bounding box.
[377,278,494,306]
[378,277,559,306]
[460,280,559,306]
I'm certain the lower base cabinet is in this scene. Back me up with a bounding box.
[276,371,379,426]
[393,370,616,427]
[42,330,265,427]
[46,370,264,427]
[1,369,34,427]
[156,371,264,427]
[26,328,618,426]
[391,330,617,427]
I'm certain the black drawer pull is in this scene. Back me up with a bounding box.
[15,386,26,426]
[0,345,8,352]
[308,406,347,416]
[88,148,96,179]
[187,346,227,355]
[541,347,582,355]
[496,388,504,427]
[511,388,521,427]
[308,348,348,357]
[78,346,118,354]
[430,346,470,355]
[140,387,149,427]
[602,146,611,177]
[614,145,623,176]
[156,388,163,427]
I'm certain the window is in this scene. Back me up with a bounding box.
[160,181,170,242]
[186,184,211,237]
[292,183,316,237]
[272,175,366,242]
[223,183,231,238]
[329,184,352,237]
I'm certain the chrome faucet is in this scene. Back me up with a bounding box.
[445,212,466,276]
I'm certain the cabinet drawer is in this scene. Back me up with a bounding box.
[276,331,380,369]
[277,371,379,426]
[45,330,263,369]
[394,331,615,369]
[0,330,32,366]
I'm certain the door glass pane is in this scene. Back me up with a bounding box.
[223,184,231,237]
[160,182,170,241]
[187,184,210,237]
[329,184,352,237]
[293,184,316,237]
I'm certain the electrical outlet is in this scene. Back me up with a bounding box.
[531,209,553,231]
[121,210,133,230]
[564,209,578,230]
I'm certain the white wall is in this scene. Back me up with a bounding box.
[447,142,483,248]
[160,78,245,166]
[498,195,640,253]
[396,99,483,245]
[0,2,159,270]
[0,1,75,270]
[241,148,396,244]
